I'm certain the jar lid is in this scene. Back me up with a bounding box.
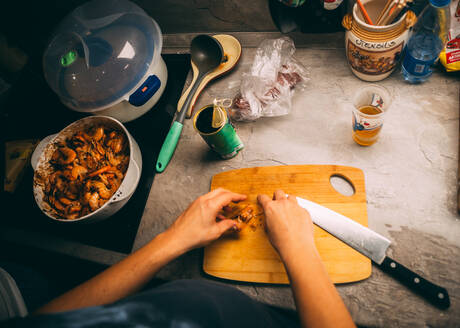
[43,0,162,112]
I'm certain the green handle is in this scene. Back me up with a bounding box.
[156,121,183,173]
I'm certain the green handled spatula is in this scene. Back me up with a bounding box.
[156,35,223,172]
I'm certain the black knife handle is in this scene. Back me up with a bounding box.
[378,256,450,309]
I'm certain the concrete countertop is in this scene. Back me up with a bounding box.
[1,32,458,327]
[135,34,460,327]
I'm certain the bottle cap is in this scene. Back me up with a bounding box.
[429,0,450,7]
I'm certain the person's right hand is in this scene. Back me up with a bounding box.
[257,190,316,261]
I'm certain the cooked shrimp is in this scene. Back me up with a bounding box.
[53,199,66,211]
[88,166,115,178]
[96,142,105,156]
[43,125,128,220]
[98,173,110,186]
[68,202,82,213]
[71,165,87,180]
[65,190,79,200]
[53,147,77,165]
[88,180,112,199]
[106,133,125,154]
[87,192,100,211]
[49,170,63,185]
[65,213,79,220]
[55,177,66,192]
[92,126,105,142]
[59,197,72,205]
[62,170,73,181]
[107,151,121,166]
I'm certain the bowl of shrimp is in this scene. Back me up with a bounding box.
[32,116,142,223]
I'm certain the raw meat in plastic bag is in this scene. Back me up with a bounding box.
[230,37,309,121]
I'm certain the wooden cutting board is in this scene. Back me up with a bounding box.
[203,165,371,284]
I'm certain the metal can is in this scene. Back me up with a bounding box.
[193,104,244,159]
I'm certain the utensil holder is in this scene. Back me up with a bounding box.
[342,0,416,81]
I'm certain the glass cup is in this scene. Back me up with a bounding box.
[352,84,391,146]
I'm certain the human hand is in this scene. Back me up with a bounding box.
[167,188,247,252]
[257,190,316,261]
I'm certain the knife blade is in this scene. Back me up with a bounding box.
[296,196,450,309]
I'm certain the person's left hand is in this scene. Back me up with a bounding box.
[166,188,247,251]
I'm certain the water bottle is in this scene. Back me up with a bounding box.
[401,0,451,83]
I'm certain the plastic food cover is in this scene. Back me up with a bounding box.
[43,0,162,112]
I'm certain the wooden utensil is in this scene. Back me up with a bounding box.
[203,165,371,284]
[382,0,406,25]
[377,0,397,25]
[156,35,223,173]
[376,0,394,25]
[357,0,374,24]
[177,35,242,119]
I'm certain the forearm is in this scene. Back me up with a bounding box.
[35,229,185,314]
[282,244,356,328]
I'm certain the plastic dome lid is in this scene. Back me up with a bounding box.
[43,0,162,112]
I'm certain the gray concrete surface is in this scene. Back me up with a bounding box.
[135,45,460,327]
[1,32,458,327]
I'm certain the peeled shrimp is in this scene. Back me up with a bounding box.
[87,180,112,199]
[52,147,77,165]
[87,192,100,211]
[106,133,125,154]
[88,166,115,178]
[71,165,87,180]
[92,126,105,142]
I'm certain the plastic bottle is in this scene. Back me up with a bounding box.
[401,0,451,83]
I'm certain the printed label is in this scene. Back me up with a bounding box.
[370,93,385,110]
[347,39,404,75]
[402,50,437,77]
[446,50,460,64]
[352,111,383,131]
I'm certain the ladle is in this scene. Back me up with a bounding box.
[156,35,223,172]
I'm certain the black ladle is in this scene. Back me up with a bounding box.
[156,35,223,172]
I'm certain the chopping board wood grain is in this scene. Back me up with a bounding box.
[203,165,371,284]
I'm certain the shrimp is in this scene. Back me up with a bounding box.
[68,202,82,213]
[55,177,66,192]
[52,147,77,165]
[88,180,112,199]
[71,133,87,147]
[106,132,125,154]
[107,150,121,166]
[92,126,105,142]
[96,142,105,156]
[62,170,73,181]
[98,173,110,186]
[59,197,72,205]
[86,192,100,211]
[65,213,79,220]
[53,199,66,212]
[88,166,115,178]
[71,165,87,180]
[65,190,79,200]
[49,170,63,185]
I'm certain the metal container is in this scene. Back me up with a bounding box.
[32,116,142,224]
[193,104,244,159]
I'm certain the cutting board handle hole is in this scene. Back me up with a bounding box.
[330,175,355,197]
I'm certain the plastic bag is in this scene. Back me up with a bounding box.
[230,37,309,121]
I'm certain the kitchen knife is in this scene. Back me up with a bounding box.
[296,196,450,309]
